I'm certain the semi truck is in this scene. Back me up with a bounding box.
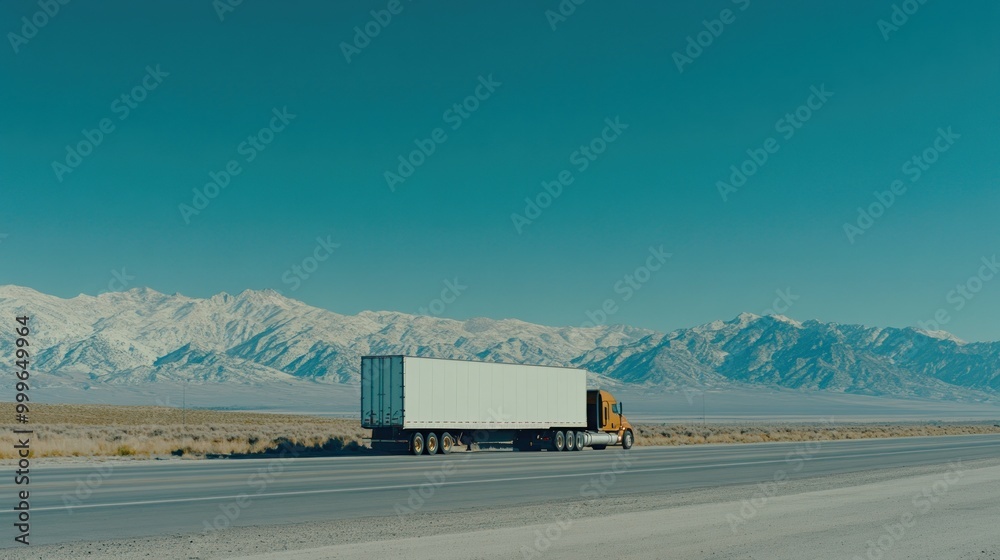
[361,355,635,455]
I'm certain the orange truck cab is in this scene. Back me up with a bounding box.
[587,389,635,449]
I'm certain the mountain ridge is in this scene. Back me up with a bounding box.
[1,285,997,401]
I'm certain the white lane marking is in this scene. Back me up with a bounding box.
[12,441,998,514]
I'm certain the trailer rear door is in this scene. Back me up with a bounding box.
[360,356,405,428]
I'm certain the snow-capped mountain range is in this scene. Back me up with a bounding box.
[1,285,998,400]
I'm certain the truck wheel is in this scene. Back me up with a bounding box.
[564,430,576,451]
[439,432,454,454]
[426,432,439,455]
[410,432,425,456]
[622,430,634,450]
[575,432,585,451]
[552,430,565,452]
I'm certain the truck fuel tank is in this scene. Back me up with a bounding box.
[582,432,619,447]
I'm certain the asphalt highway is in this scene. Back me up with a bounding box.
[4,434,1000,547]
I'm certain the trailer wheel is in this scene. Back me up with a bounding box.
[564,430,576,451]
[410,432,425,456]
[622,430,634,450]
[439,432,454,454]
[426,432,439,455]
[575,432,585,451]
[552,430,565,452]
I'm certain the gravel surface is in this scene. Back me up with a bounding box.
[6,458,1000,559]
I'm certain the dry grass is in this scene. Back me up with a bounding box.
[0,403,368,459]
[632,422,1000,446]
[2,404,998,458]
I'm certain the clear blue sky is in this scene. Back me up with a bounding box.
[1,1,998,340]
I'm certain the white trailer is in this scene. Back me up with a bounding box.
[361,356,635,455]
